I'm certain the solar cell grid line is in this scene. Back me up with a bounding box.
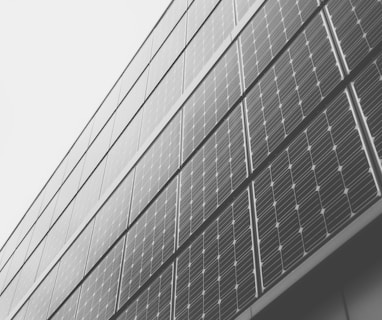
[352,52,382,170]
[139,55,184,148]
[47,220,94,318]
[178,105,247,247]
[11,302,28,320]
[184,0,235,89]
[117,264,173,320]
[119,178,177,307]
[23,265,59,320]
[253,91,380,290]
[326,0,382,73]
[49,287,80,320]
[147,15,186,95]
[186,0,220,43]
[245,12,342,172]
[239,0,318,90]
[75,237,125,320]
[86,171,135,274]
[129,113,181,225]
[174,189,257,320]
[182,41,242,162]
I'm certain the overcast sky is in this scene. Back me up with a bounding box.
[0,0,171,249]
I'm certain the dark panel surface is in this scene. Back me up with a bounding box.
[130,114,181,224]
[327,0,382,71]
[179,105,247,246]
[119,178,177,306]
[352,52,382,162]
[182,42,242,161]
[175,189,257,320]
[75,238,124,320]
[86,171,134,273]
[184,0,235,88]
[240,0,318,89]
[245,13,341,170]
[253,91,379,289]
[118,264,173,320]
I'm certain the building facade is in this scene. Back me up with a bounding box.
[1,0,382,319]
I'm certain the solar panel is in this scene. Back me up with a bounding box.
[179,105,247,247]
[130,114,181,224]
[240,0,318,89]
[182,42,242,161]
[48,220,94,317]
[75,237,124,320]
[245,13,342,171]
[111,69,148,142]
[352,52,382,162]
[86,171,135,273]
[139,55,184,147]
[119,178,177,306]
[152,0,188,55]
[117,264,173,320]
[50,287,80,320]
[147,15,186,95]
[102,112,141,194]
[186,0,220,42]
[327,0,382,71]
[253,91,379,289]
[24,265,59,320]
[184,0,235,88]
[68,159,105,236]
[175,189,257,320]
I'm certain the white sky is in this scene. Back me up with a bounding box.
[0,0,171,249]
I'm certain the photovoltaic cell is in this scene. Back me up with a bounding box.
[352,52,382,162]
[186,0,220,42]
[327,0,382,71]
[175,189,257,320]
[86,171,134,273]
[240,0,318,89]
[184,0,235,88]
[253,91,379,289]
[139,55,184,147]
[130,114,181,224]
[102,112,141,194]
[75,238,124,320]
[245,13,341,171]
[119,178,177,306]
[48,221,94,317]
[179,105,247,247]
[117,264,173,320]
[50,287,80,320]
[147,16,186,94]
[182,42,242,161]
[24,265,59,320]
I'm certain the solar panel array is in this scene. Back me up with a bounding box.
[75,238,124,320]
[245,13,342,170]
[4,0,382,320]
[254,91,379,289]
[182,42,242,160]
[175,189,257,320]
[130,114,181,224]
[117,265,173,320]
[179,105,247,247]
[184,0,235,88]
[119,179,177,306]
